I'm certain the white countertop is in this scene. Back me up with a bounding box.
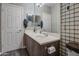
[24,29,60,45]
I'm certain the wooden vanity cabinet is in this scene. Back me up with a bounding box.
[23,33,60,56]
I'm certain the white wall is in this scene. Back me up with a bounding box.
[51,4,60,33]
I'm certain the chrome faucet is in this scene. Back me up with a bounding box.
[34,27,36,32]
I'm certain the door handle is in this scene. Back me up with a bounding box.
[19,29,22,32]
[17,29,22,33]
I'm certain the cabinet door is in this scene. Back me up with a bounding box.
[31,40,42,56]
[25,34,42,56]
[23,34,27,47]
[26,35,32,55]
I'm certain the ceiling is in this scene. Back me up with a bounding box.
[44,3,57,7]
[11,3,57,8]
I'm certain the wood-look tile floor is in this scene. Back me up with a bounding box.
[0,48,28,56]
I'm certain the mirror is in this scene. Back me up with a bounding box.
[22,3,60,34]
[34,3,60,33]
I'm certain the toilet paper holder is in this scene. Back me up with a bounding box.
[45,46,56,54]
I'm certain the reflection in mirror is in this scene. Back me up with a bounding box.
[34,15,43,32]
[35,15,41,26]
[23,14,33,29]
[34,3,60,34]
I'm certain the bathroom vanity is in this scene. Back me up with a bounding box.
[23,30,60,56]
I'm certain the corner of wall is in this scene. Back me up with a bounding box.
[0,3,2,52]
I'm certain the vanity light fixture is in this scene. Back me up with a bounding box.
[36,3,44,8]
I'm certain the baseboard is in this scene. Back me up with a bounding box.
[1,47,27,55]
[0,52,3,55]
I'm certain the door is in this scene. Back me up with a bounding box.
[1,4,24,53]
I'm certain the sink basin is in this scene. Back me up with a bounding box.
[35,33,46,38]
[36,35,45,38]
